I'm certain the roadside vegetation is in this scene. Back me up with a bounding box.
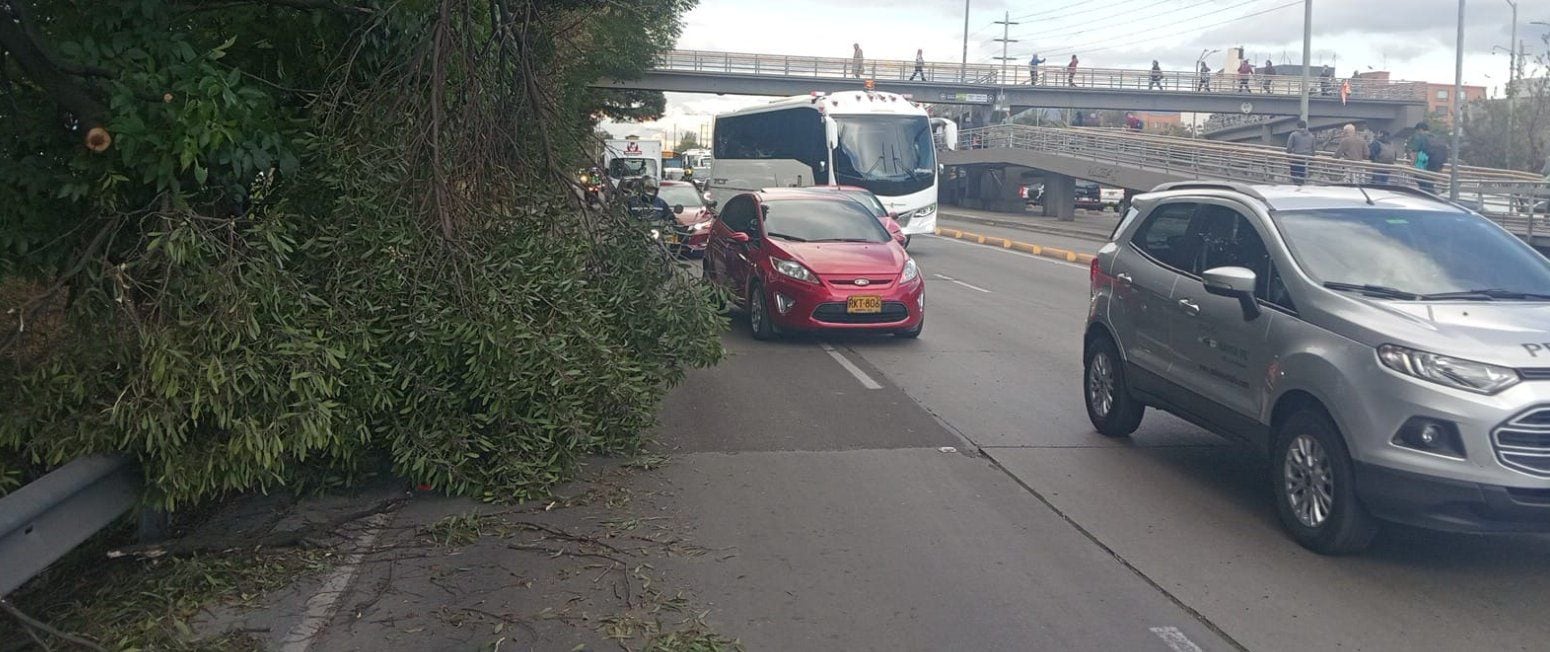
[1,0,718,503]
[1,0,720,645]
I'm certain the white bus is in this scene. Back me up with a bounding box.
[710,91,955,237]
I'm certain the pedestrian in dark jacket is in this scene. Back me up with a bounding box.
[1197,61,1212,91]
[1285,121,1315,185]
[1261,60,1275,93]
[1237,59,1254,93]
[851,44,864,78]
[910,49,926,80]
[1368,131,1397,185]
[1148,60,1164,90]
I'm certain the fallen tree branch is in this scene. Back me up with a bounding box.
[0,1,112,148]
[0,598,109,652]
[107,495,408,559]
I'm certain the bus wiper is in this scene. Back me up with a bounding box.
[1323,282,1422,300]
[766,232,808,242]
[1420,288,1550,301]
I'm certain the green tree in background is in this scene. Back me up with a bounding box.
[675,132,701,152]
[0,0,720,507]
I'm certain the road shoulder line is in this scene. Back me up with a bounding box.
[934,227,1097,265]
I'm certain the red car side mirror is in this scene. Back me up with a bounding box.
[729,231,752,244]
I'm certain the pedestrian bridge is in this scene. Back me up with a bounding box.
[600,50,1426,130]
[940,125,1549,243]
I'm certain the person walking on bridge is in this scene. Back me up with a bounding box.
[1368,131,1397,185]
[851,44,865,79]
[1261,59,1275,93]
[1334,124,1369,182]
[1067,55,1079,87]
[1148,60,1164,90]
[1028,53,1046,85]
[1196,60,1213,92]
[910,49,926,81]
[1286,120,1316,185]
[1236,58,1254,93]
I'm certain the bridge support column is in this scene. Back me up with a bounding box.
[1260,123,1275,145]
[1041,173,1076,221]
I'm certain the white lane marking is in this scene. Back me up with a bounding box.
[820,342,883,390]
[928,234,1089,269]
[931,273,992,293]
[1149,626,1205,652]
[281,512,392,652]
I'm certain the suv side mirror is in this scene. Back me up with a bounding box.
[1202,266,1261,320]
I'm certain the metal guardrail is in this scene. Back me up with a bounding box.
[655,50,1427,102]
[0,454,139,596]
[954,125,1550,238]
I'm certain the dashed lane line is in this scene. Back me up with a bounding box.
[931,273,992,293]
[820,342,883,390]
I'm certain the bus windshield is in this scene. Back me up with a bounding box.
[831,115,936,197]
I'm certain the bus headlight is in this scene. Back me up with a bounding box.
[912,203,937,220]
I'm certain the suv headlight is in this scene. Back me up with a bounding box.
[900,259,919,284]
[772,258,819,284]
[1378,344,1521,395]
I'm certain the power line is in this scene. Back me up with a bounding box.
[1052,0,1302,59]
[1009,0,1129,22]
[1042,0,1292,56]
[1005,0,1178,41]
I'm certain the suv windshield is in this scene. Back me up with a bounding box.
[831,115,936,197]
[1276,208,1550,297]
[762,199,891,243]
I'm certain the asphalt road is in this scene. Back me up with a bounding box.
[664,235,1550,651]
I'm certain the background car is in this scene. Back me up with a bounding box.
[1075,181,1104,211]
[656,180,716,256]
[703,189,923,340]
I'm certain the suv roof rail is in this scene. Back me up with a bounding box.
[1147,181,1269,202]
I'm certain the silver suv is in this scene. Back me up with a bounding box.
[1083,182,1550,554]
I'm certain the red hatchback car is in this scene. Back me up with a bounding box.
[703,189,924,339]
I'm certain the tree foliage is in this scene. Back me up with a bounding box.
[1462,31,1550,173]
[0,0,719,508]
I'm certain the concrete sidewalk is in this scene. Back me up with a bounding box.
[196,321,1230,651]
[940,205,1120,242]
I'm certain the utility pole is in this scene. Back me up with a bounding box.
[961,0,970,80]
[1450,0,1465,200]
[993,11,1019,85]
[1505,0,1518,169]
[1299,0,1312,124]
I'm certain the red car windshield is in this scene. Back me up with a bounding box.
[762,199,892,243]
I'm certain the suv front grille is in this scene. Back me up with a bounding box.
[1492,408,1550,477]
[811,301,910,324]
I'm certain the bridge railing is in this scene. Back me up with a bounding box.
[954,124,1549,236]
[655,50,1427,102]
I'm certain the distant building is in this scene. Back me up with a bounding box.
[1136,112,1182,132]
[1425,83,1486,126]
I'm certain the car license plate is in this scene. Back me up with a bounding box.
[847,295,882,314]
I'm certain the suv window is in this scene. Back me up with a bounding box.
[1132,202,1199,271]
[1195,205,1294,309]
[720,196,757,233]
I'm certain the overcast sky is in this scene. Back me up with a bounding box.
[603,0,1549,141]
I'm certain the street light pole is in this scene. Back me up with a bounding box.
[1505,0,1517,169]
[1450,0,1465,200]
[1300,0,1312,124]
[961,0,970,79]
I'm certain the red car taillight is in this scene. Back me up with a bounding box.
[1089,256,1104,292]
